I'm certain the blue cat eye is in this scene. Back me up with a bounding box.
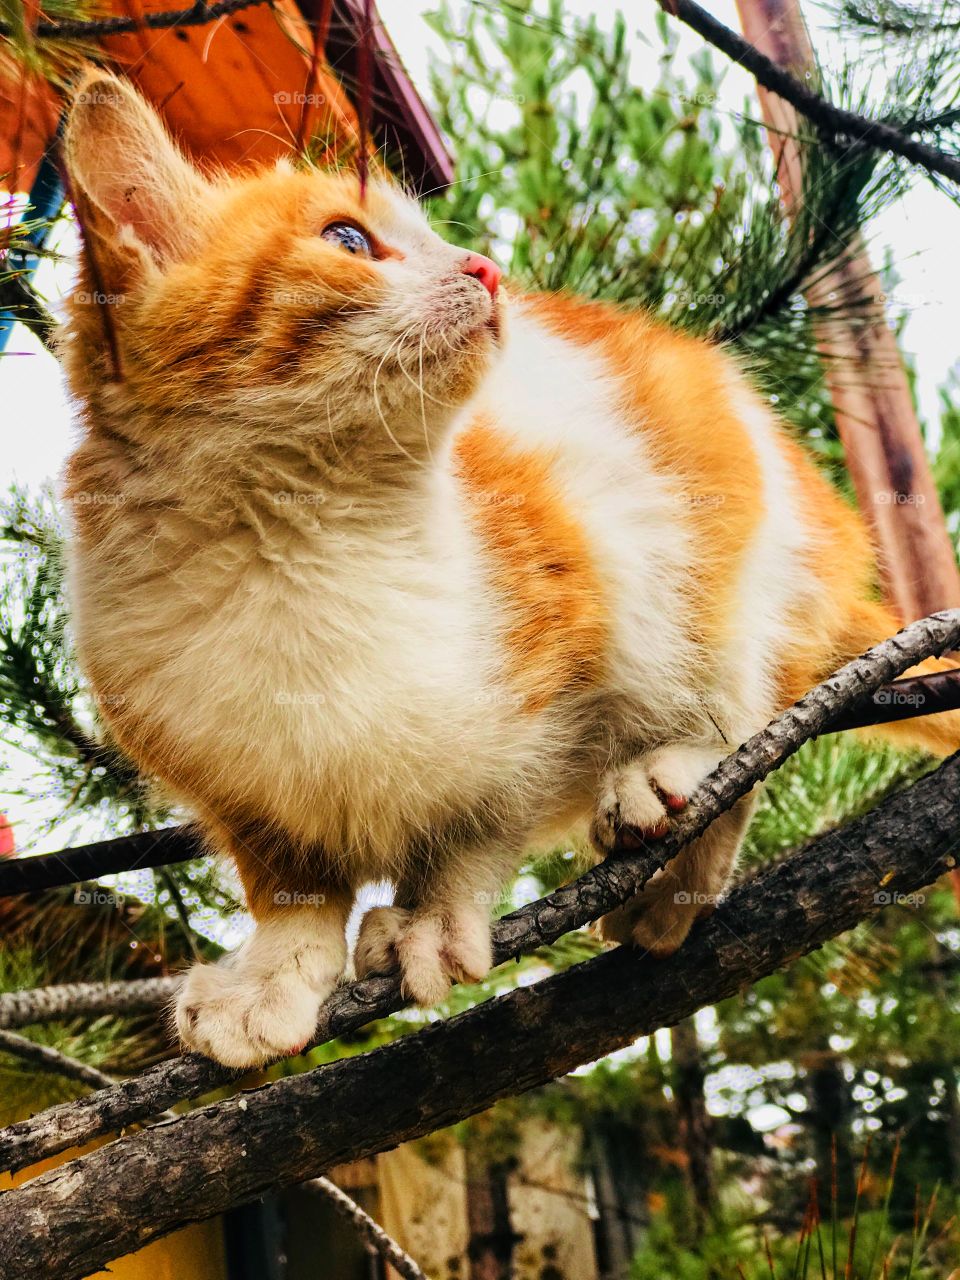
[321,222,373,257]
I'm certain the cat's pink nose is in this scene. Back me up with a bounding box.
[461,252,502,299]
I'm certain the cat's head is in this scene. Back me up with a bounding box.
[62,72,503,458]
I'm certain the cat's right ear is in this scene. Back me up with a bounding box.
[64,71,208,264]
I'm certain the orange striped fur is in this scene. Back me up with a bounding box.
[59,73,960,1068]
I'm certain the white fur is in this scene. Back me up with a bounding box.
[61,131,828,1063]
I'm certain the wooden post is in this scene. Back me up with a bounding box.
[735,0,960,621]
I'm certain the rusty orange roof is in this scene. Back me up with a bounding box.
[0,0,451,195]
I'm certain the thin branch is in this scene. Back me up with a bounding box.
[304,1177,428,1280]
[0,1028,115,1091]
[657,0,960,186]
[1,744,958,1279]
[4,656,960,900]
[0,610,956,1179]
[0,0,271,40]
[0,978,178,1030]
[0,826,206,898]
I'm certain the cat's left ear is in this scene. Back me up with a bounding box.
[64,71,209,263]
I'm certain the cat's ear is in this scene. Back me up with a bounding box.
[64,72,208,263]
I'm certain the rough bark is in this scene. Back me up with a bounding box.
[0,747,958,1280]
[0,610,956,1178]
[0,978,177,1030]
[0,825,203,898]
[0,1029,115,1092]
[0,0,269,39]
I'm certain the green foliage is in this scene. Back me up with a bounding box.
[422,0,939,449]
[0,0,103,96]
[931,370,960,558]
[741,735,930,868]
[0,484,162,840]
[629,1155,958,1279]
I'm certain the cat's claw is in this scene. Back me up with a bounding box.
[591,744,721,852]
[355,904,492,1007]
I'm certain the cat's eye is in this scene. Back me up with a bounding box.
[321,222,373,257]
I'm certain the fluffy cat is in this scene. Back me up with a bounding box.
[60,73,960,1068]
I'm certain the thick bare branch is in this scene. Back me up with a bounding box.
[0,744,957,1279]
[0,610,956,1178]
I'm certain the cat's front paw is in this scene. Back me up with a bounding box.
[174,952,336,1069]
[591,744,723,852]
[355,904,492,1006]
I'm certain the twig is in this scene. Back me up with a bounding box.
[1,743,958,1278]
[657,0,960,186]
[304,1177,428,1280]
[0,1028,115,1091]
[0,0,271,40]
[0,978,178,1030]
[0,610,956,1178]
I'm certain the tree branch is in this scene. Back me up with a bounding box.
[0,609,956,1178]
[0,1029,115,1092]
[657,0,960,186]
[0,978,178,1030]
[305,1177,427,1280]
[4,654,960,901]
[0,0,271,40]
[1,744,958,1279]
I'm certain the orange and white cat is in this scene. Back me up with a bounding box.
[60,73,960,1068]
